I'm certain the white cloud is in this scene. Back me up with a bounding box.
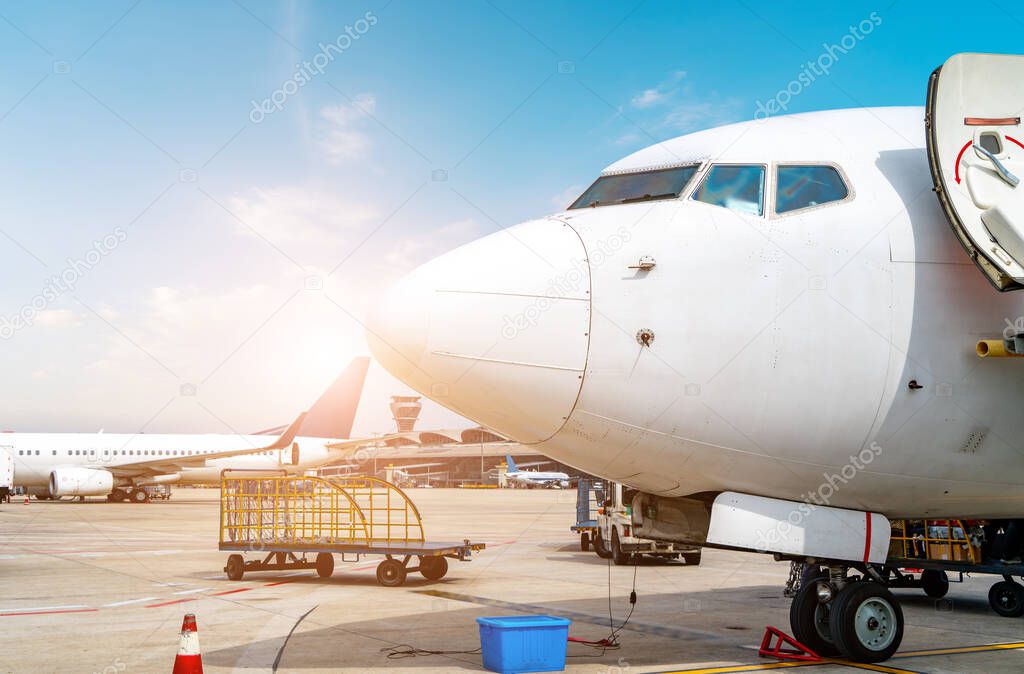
[630,70,686,109]
[319,93,376,162]
[226,185,379,246]
[663,99,741,132]
[550,184,584,211]
[631,88,666,109]
[621,70,741,139]
[33,309,80,328]
[381,218,485,270]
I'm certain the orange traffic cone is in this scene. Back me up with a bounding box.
[172,613,203,674]
[23,496,29,505]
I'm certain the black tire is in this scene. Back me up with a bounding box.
[789,580,841,657]
[131,489,149,503]
[226,554,245,581]
[376,559,407,587]
[315,552,334,579]
[988,580,1024,617]
[580,533,591,552]
[611,528,633,566]
[921,569,949,599]
[830,581,904,663]
[593,530,612,559]
[420,556,448,580]
[682,552,702,566]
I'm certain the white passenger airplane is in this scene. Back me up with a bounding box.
[504,455,569,488]
[3,358,370,503]
[366,53,1024,662]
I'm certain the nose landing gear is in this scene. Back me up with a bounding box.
[789,564,904,664]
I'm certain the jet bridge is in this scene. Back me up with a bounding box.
[927,52,1024,290]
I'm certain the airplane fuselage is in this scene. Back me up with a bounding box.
[369,107,1024,519]
[4,433,332,488]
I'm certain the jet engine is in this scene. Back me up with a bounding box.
[49,467,115,497]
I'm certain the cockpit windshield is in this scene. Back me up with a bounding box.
[568,165,699,210]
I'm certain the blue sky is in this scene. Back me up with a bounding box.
[0,0,1020,435]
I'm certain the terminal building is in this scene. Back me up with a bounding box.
[318,396,577,487]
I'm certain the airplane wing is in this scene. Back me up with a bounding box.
[508,460,553,469]
[106,413,306,479]
[323,434,404,454]
[389,461,445,470]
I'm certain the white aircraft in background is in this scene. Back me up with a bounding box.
[366,53,1024,663]
[503,455,569,489]
[2,358,370,503]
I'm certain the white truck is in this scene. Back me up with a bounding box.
[593,482,701,566]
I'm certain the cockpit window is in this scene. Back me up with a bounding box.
[775,165,849,214]
[693,164,765,216]
[568,165,699,209]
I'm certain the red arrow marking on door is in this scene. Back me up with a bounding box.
[954,140,973,184]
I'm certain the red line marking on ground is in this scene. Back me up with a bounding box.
[0,608,98,617]
[210,588,252,596]
[263,580,296,587]
[145,598,196,608]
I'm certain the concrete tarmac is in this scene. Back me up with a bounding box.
[1,488,1021,673]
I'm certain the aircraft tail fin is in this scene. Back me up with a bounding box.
[298,357,371,439]
[505,455,518,472]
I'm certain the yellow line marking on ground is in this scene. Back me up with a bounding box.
[893,641,1024,658]
[843,663,921,674]
[657,640,1024,674]
[654,662,823,674]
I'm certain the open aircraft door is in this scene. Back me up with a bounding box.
[927,52,1024,291]
[0,446,13,491]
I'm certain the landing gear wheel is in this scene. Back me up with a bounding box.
[789,580,840,657]
[593,531,612,559]
[988,580,1024,617]
[226,554,245,581]
[131,489,149,503]
[376,559,407,587]
[611,528,634,566]
[830,581,904,663]
[580,533,591,552]
[420,556,448,580]
[921,569,949,599]
[682,552,702,566]
[315,552,334,579]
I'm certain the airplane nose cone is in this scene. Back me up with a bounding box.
[368,218,590,443]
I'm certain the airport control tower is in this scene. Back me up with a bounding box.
[389,395,422,433]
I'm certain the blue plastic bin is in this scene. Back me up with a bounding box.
[476,615,571,673]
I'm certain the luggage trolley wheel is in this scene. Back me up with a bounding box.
[419,555,448,581]
[988,579,1024,617]
[921,569,949,598]
[226,554,245,581]
[376,558,408,587]
[580,532,591,552]
[315,552,334,579]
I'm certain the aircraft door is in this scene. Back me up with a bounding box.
[927,52,1024,290]
[0,446,13,490]
[291,442,299,466]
